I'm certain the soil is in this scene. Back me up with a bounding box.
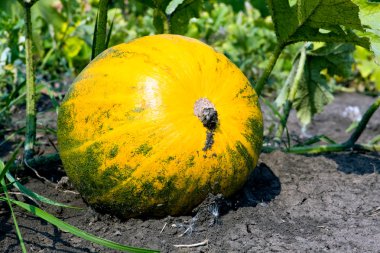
[1,92,380,253]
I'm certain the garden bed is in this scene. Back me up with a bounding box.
[1,92,379,252]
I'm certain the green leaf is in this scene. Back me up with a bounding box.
[9,199,159,253]
[64,37,86,58]
[105,15,115,49]
[267,0,369,47]
[310,43,356,78]
[352,0,380,63]
[5,172,80,209]
[292,43,355,126]
[153,9,166,34]
[166,0,185,15]
[275,46,306,107]
[1,182,27,253]
[170,0,203,34]
[0,142,22,181]
[138,0,203,34]
[35,0,65,35]
[91,13,99,60]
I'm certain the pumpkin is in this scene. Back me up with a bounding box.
[57,34,263,218]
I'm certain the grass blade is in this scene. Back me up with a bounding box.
[105,15,114,49]
[9,199,159,253]
[5,172,80,209]
[261,97,284,122]
[0,142,23,180]
[295,135,337,147]
[1,180,27,253]
[0,127,25,147]
[369,135,380,145]
[91,13,99,60]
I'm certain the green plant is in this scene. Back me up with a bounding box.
[353,46,380,92]
[185,2,298,92]
[255,0,380,153]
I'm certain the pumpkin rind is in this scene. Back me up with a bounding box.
[57,34,263,218]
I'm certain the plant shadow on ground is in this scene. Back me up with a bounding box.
[324,152,380,175]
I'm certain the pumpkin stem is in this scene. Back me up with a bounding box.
[194,98,218,151]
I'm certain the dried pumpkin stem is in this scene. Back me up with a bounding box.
[194,98,218,151]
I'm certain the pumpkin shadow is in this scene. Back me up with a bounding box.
[190,163,281,220]
[227,163,281,210]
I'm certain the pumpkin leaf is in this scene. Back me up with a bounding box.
[266,0,373,50]
[165,0,185,15]
[169,0,203,34]
[275,46,306,108]
[351,0,380,63]
[138,0,203,34]
[292,43,355,126]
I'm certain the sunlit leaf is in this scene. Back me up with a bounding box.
[170,0,203,34]
[166,0,185,15]
[267,0,369,48]
[352,0,380,63]
[293,43,355,126]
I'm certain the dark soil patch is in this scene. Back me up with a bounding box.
[1,92,379,252]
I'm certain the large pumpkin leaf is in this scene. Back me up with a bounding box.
[266,0,378,53]
[294,43,355,126]
[278,43,355,126]
[352,0,380,63]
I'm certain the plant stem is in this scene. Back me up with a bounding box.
[344,96,380,147]
[254,44,285,97]
[22,1,37,161]
[26,153,61,168]
[163,14,171,33]
[93,0,109,58]
[264,96,380,154]
[274,46,306,142]
[286,143,349,154]
[274,100,292,143]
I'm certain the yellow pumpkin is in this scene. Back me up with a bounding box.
[57,34,263,218]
